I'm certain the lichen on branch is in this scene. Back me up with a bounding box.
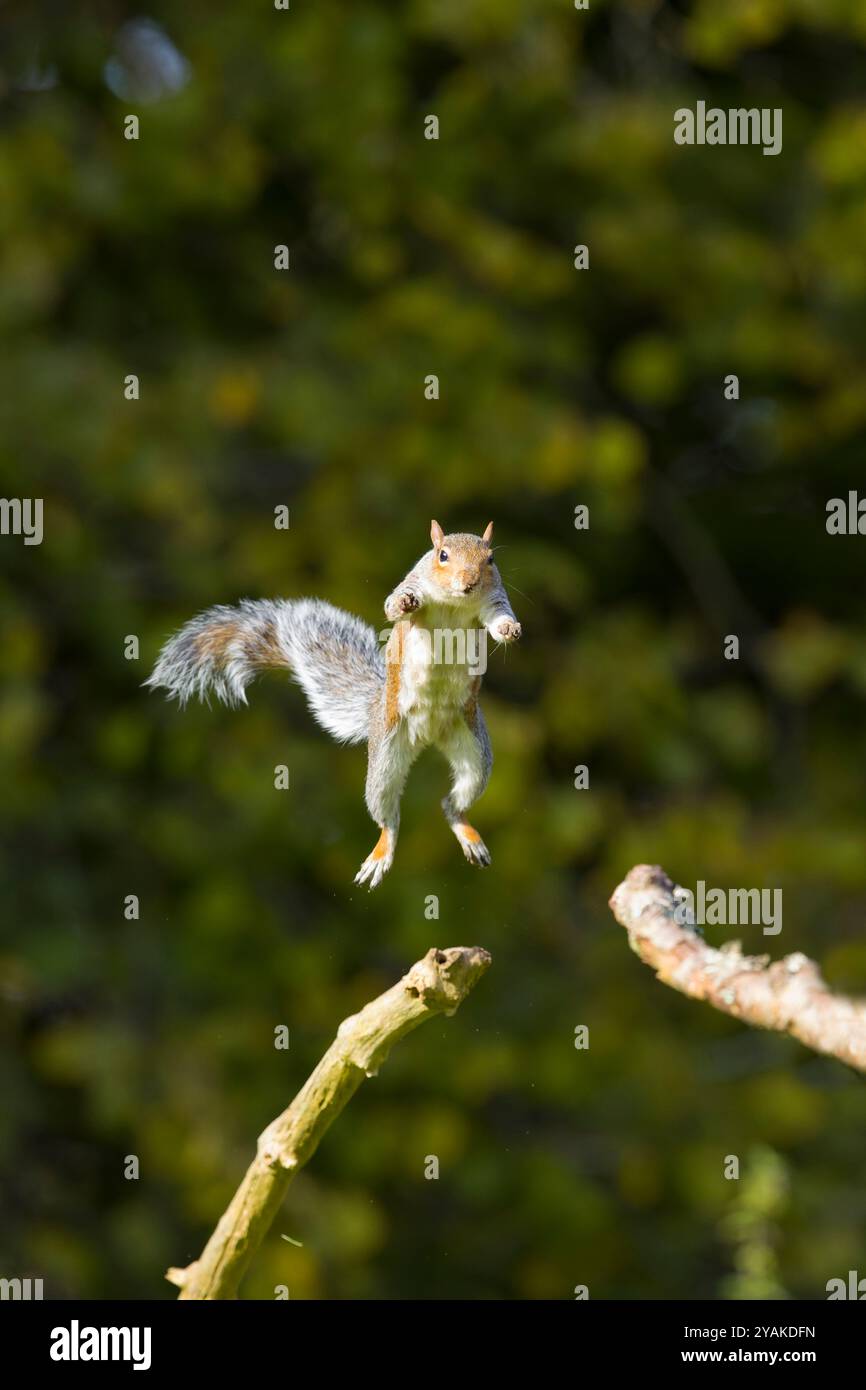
[609,864,866,1073]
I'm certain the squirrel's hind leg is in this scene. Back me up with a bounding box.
[355,722,417,890]
[438,711,493,869]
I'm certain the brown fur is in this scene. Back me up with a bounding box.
[251,624,286,667]
[194,622,242,662]
[463,675,482,728]
[384,621,409,730]
[195,619,285,670]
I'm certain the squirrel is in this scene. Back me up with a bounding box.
[146,520,521,889]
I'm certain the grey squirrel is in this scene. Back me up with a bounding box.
[146,520,521,889]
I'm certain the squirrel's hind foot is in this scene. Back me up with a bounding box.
[451,821,492,868]
[354,827,395,891]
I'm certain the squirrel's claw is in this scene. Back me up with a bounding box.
[354,857,390,890]
[450,821,492,868]
[354,828,395,890]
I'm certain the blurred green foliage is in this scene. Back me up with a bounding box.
[2,0,866,1300]
[720,1146,789,1300]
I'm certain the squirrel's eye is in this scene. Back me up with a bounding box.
[439,549,449,562]
[487,553,494,564]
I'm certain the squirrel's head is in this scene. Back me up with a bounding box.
[428,520,496,600]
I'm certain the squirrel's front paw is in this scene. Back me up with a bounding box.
[492,617,521,643]
[384,590,420,621]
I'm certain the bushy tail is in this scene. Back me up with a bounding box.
[145,598,385,744]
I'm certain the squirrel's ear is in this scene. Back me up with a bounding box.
[431,520,445,549]
[482,521,494,544]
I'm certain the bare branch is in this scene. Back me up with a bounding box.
[609,864,866,1073]
[169,945,492,1300]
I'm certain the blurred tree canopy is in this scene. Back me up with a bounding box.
[2,0,866,1299]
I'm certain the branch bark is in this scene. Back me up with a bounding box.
[609,864,866,1073]
[167,945,491,1300]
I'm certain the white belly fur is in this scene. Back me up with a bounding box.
[398,607,479,747]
